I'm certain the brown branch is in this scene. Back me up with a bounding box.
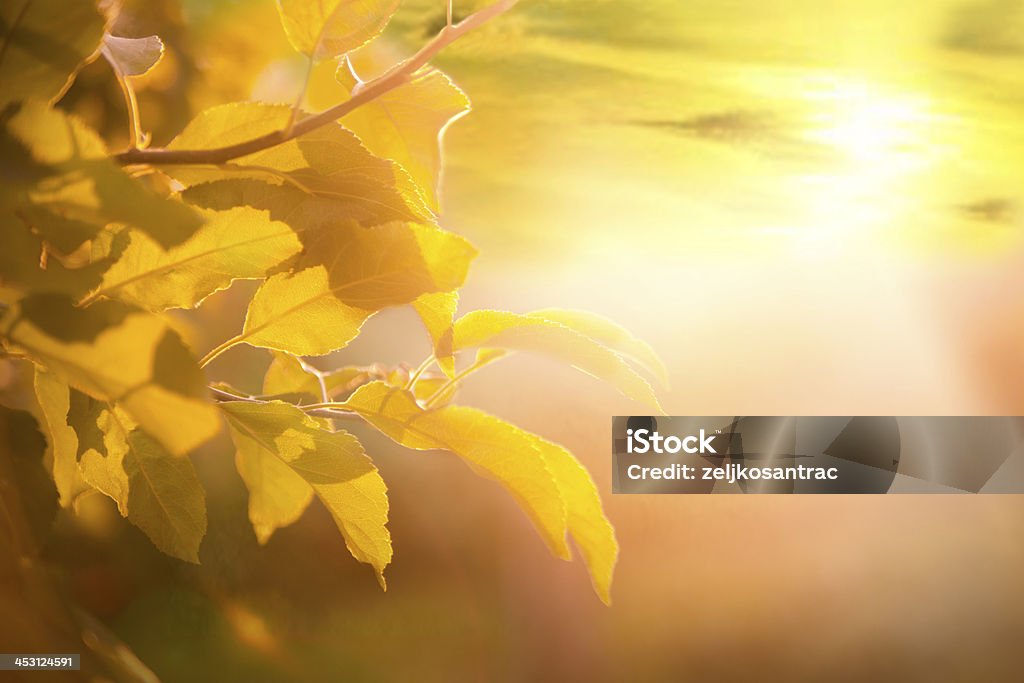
[115,0,519,166]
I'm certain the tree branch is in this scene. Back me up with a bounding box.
[114,0,519,166]
[208,385,363,421]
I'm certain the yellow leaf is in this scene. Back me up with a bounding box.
[1,294,220,456]
[88,207,302,311]
[170,103,428,224]
[241,266,366,357]
[101,34,164,77]
[453,310,664,412]
[530,438,618,605]
[121,428,207,563]
[232,419,314,545]
[345,380,617,603]
[527,309,668,387]
[69,398,207,562]
[0,0,106,106]
[412,291,458,377]
[3,101,203,248]
[72,396,130,514]
[342,381,570,559]
[234,222,475,356]
[221,400,391,584]
[338,65,470,209]
[32,367,89,506]
[277,0,400,61]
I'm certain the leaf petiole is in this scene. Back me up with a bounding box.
[198,335,244,369]
[404,355,435,391]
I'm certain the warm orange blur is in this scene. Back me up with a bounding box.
[5,0,1023,680]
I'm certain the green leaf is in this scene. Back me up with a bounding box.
[412,291,458,378]
[337,65,470,210]
[122,428,206,563]
[2,100,204,248]
[342,381,570,559]
[221,400,391,584]
[88,207,302,311]
[234,222,475,357]
[101,34,164,77]
[170,103,428,225]
[1,294,220,456]
[453,310,664,412]
[527,309,668,387]
[0,0,107,107]
[71,401,207,563]
[276,0,400,61]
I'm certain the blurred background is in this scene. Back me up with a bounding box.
[6,0,1024,680]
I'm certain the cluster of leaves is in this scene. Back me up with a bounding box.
[0,0,664,604]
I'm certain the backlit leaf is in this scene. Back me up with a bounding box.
[527,309,668,387]
[221,400,391,583]
[1,294,220,456]
[277,0,400,61]
[345,380,617,603]
[235,222,475,357]
[530,437,618,605]
[88,207,301,311]
[338,65,470,209]
[412,291,458,377]
[231,413,314,545]
[0,0,106,107]
[453,310,664,412]
[71,395,130,514]
[342,381,570,559]
[101,34,164,77]
[32,367,89,506]
[72,402,207,563]
[121,427,206,563]
[2,101,203,248]
[170,103,427,225]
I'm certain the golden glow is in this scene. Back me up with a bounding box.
[806,78,936,167]
[786,77,945,255]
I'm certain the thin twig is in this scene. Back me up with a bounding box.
[209,385,254,402]
[199,334,243,368]
[423,357,484,408]
[209,382,363,422]
[306,408,364,422]
[404,355,435,391]
[114,0,519,166]
[103,52,144,150]
[297,357,331,403]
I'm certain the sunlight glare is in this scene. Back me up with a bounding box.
[789,77,945,254]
